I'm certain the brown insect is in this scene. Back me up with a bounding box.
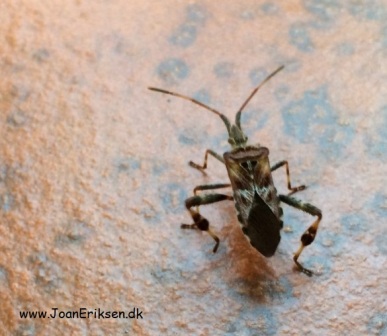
[149,65,322,276]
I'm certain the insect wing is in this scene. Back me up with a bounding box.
[244,191,281,257]
[224,146,281,257]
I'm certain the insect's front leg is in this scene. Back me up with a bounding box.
[271,160,306,195]
[279,194,322,276]
[189,149,224,174]
[182,192,233,253]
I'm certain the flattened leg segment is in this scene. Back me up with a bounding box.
[279,194,322,276]
[271,160,306,195]
[189,149,224,173]
[181,193,233,253]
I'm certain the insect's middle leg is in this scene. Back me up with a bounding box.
[189,149,224,174]
[271,160,306,195]
[193,183,231,195]
[279,194,322,276]
[192,183,232,213]
[182,193,233,253]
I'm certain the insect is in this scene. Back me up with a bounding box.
[149,65,322,276]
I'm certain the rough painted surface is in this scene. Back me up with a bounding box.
[0,1,386,335]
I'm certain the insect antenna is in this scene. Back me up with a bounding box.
[148,87,232,135]
[235,65,285,129]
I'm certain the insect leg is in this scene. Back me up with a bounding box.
[189,149,224,174]
[271,160,306,195]
[190,183,232,213]
[182,193,233,253]
[279,194,322,276]
[193,183,231,195]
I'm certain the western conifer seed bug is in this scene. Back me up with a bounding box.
[149,65,322,276]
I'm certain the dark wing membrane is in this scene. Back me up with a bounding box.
[242,191,281,257]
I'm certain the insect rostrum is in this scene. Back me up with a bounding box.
[149,65,322,276]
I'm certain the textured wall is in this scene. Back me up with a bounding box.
[0,1,386,335]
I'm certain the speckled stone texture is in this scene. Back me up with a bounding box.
[0,1,386,335]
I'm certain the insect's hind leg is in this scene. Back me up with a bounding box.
[279,194,322,276]
[271,160,306,195]
[182,193,233,253]
[189,149,224,174]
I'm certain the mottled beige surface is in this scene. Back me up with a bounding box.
[0,1,386,335]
